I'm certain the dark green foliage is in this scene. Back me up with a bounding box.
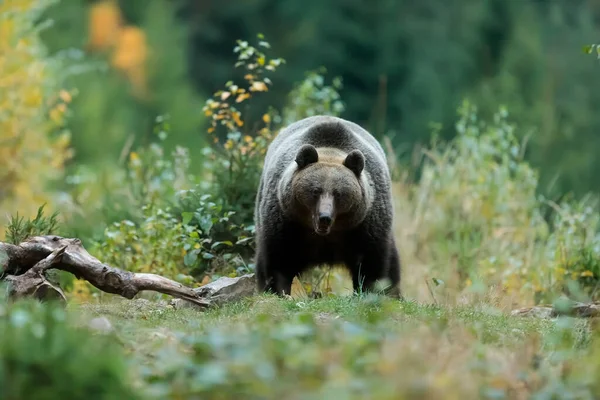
[0,299,139,400]
[5,205,60,245]
[177,192,256,276]
[170,0,600,196]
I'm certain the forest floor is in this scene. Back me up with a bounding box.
[66,292,592,399]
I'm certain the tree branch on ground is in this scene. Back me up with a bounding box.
[0,235,211,308]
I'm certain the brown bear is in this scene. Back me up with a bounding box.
[254,115,401,298]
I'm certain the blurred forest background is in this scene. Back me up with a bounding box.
[37,0,600,196]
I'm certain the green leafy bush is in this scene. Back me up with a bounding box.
[409,101,545,290]
[405,100,600,303]
[95,192,255,284]
[280,66,345,125]
[0,298,138,400]
[536,198,600,302]
[5,205,60,245]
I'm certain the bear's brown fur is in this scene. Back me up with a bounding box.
[254,115,401,298]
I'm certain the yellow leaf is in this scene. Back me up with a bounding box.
[257,56,265,66]
[59,90,72,103]
[88,0,123,51]
[207,127,215,134]
[581,270,594,277]
[220,91,231,101]
[194,243,201,249]
[262,113,271,124]
[250,81,268,92]
[235,93,251,103]
[232,112,244,127]
[129,152,139,161]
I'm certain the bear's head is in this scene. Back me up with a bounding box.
[290,144,369,236]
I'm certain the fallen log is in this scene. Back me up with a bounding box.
[0,235,212,308]
[511,302,600,319]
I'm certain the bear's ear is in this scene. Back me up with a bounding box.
[343,150,365,176]
[296,144,319,169]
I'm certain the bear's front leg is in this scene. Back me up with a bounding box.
[350,239,399,297]
[255,236,298,296]
[385,237,403,299]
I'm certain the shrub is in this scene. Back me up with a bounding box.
[0,0,72,239]
[0,298,139,399]
[535,198,600,303]
[404,100,600,304]
[409,101,545,291]
[95,192,256,284]
[90,35,348,289]
[5,205,60,245]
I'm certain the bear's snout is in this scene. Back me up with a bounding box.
[314,194,335,235]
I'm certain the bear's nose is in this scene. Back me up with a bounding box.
[318,213,332,226]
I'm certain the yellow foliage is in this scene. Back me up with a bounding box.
[87,1,148,98]
[87,0,123,51]
[0,0,72,239]
[110,26,148,97]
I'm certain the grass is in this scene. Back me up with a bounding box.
[62,292,597,399]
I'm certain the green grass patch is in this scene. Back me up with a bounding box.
[55,295,598,399]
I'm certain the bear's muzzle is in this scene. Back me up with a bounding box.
[314,194,335,235]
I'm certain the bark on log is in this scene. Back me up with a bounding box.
[511,302,600,318]
[0,235,211,308]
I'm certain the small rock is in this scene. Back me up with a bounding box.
[314,312,340,325]
[88,316,113,333]
[170,273,256,310]
[511,306,554,319]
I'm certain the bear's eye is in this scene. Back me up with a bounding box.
[311,187,322,197]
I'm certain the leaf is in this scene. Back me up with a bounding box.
[203,253,215,260]
[250,81,268,92]
[198,215,214,235]
[583,44,596,54]
[212,241,233,250]
[184,250,199,267]
[432,277,445,287]
[236,237,253,246]
[182,212,193,225]
[236,93,251,103]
